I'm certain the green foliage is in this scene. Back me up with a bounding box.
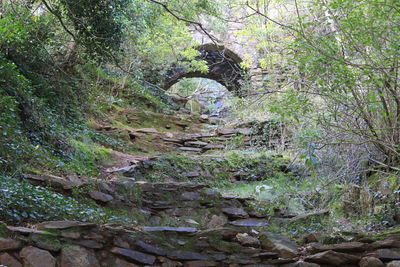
[0,176,133,224]
[65,140,112,176]
[287,0,400,165]
[56,0,126,60]
[0,14,30,47]
[226,134,245,149]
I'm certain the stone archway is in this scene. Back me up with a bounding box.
[164,44,245,95]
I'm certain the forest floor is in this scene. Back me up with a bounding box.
[1,108,400,267]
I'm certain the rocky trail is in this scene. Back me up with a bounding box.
[1,113,399,267]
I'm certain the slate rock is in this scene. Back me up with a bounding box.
[310,241,366,253]
[230,219,268,227]
[0,238,21,251]
[135,128,158,134]
[61,245,100,267]
[114,257,139,267]
[133,240,166,256]
[184,141,208,147]
[371,239,400,249]
[157,256,183,266]
[183,260,219,267]
[31,235,61,252]
[0,252,22,267]
[305,250,360,266]
[181,192,201,201]
[36,221,96,230]
[281,262,321,267]
[113,237,130,248]
[260,232,299,259]
[61,230,81,239]
[183,172,200,178]
[142,226,198,233]
[203,144,224,150]
[222,208,249,219]
[250,252,279,259]
[89,190,114,202]
[375,248,400,261]
[20,246,56,267]
[167,251,208,261]
[236,233,260,247]
[207,215,228,229]
[24,174,78,189]
[6,226,46,235]
[179,147,202,152]
[110,247,156,265]
[72,239,103,249]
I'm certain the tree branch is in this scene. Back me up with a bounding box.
[41,0,76,40]
[147,0,219,45]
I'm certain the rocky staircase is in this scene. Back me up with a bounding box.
[1,176,400,266]
[2,112,399,266]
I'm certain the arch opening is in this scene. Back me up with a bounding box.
[168,78,233,117]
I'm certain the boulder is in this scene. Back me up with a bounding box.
[387,261,400,267]
[20,246,56,267]
[60,245,100,267]
[371,239,400,249]
[303,233,319,244]
[0,238,21,251]
[359,256,384,267]
[0,252,22,267]
[374,248,400,261]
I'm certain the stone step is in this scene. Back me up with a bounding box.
[179,147,203,152]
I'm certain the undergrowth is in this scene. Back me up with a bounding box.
[0,176,137,225]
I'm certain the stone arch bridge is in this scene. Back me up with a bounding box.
[164,44,244,94]
[163,24,266,96]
